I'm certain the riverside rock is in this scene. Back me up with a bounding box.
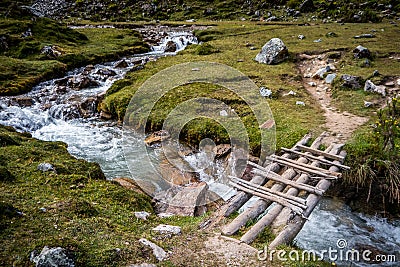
[30,246,75,267]
[255,38,288,65]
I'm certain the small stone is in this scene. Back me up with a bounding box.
[325,73,336,84]
[298,34,305,40]
[37,163,55,173]
[152,224,182,235]
[191,68,200,71]
[39,207,47,212]
[139,238,167,261]
[284,90,297,96]
[296,101,305,106]
[134,211,150,220]
[373,70,380,76]
[353,45,371,59]
[308,82,316,87]
[157,212,174,218]
[354,34,375,39]
[313,38,322,43]
[219,110,228,117]
[259,87,272,97]
[364,101,373,108]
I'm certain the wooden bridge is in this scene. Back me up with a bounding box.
[201,132,349,250]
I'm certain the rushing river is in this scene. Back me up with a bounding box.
[0,27,398,267]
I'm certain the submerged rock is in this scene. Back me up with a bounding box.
[30,246,75,267]
[164,41,177,52]
[255,38,288,65]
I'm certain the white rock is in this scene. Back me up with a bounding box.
[364,101,373,108]
[152,224,182,235]
[284,90,297,96]
[134,211,150,220]
[219,110,228,117]
[325,73,336,84]
[296,101,305,106]
[139,238,167,261]
[308,82,316,87]
[157,212,175,218]
[259,87,272,97]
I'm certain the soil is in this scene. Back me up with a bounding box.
[297,53,369,144]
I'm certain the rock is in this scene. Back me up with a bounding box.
[165,183,208,216]
[296,101,305,106]
[164,41,177,52]
[354,34,375,39]
[79,97,99,118]
[313,38,322,43]
[213,144,231,159]
[113,177,147,195]
[373,70,380,76]
[284,90,297,96]
[68,75,99,90]
[325,73,336,84]
[298,34,305,40]
[138,238,167,261]
[299,0,315,12]
[364,101,373,107]
[313,66,331,79]
[128,264,156,267]
[144,130,170,146]
[259,87,272,97]
[14,97,34,107]
[353,45,371,59]
[326,32,338,37]
[30,246,75,267]
[37,163,55,173]
[157,212,174,218]
[152,224,181,235]
[114,60,128,68]
[41,45,62,59]
[265,16,278,22]
[255,38,288,65]
[308,81,316,87]
[96,68,117,77]
[219,110,228,117]
[364,80,386,96]
[100,110,112,120]
[340,74,362,89]
[134,211,150,220]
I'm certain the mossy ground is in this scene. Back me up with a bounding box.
[0,17,149,95]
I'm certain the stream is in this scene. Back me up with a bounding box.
[0,27,398,267]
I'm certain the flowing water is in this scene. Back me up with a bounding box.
[0,28,398,267]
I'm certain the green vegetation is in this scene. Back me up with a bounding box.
[0,17,149,95]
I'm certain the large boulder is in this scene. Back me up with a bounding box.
[166,183,208,216]
[255,38,288,65]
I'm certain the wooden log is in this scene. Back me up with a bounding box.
[228,176,307,206]
[280,147,350,170]
[250,169,324,196]
[223,135,324,237]
[266,156,340,179]
[240,141,332,244]
[269,155,342,177]
[229,182,305,215]
[268,147,346,250]
[200,134,312,229]
[296,145,345,161]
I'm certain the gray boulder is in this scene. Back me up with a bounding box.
[255,38,288,65]
[30,246,75,267]
[37,163,55,173]
[138,238,167,261]
[340,74,362,89]
[364,80,386,96]
[353,45,371,59]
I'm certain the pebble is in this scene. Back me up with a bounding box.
[296,101,305,106]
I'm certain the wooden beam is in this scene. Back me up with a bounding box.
[229,176,307,206]
[229,182,305,215]
[251,169,324,196]
[296,145,345,161]
[269,155,342,177]
[266,156,340,179]
[280,147,350,170]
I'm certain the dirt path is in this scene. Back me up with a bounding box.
[297,53,369,144]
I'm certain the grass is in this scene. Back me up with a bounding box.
[0,17,149,95]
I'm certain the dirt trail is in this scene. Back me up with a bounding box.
[297,53,368,144]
